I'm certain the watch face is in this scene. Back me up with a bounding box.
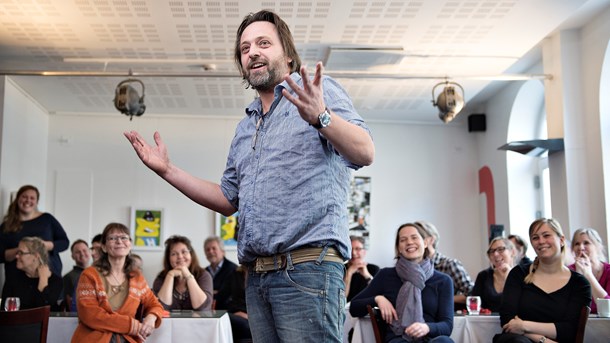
[319,110,331,128]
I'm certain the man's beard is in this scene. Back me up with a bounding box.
[246,58,287,91]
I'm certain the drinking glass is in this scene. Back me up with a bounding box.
[466,296,481,315]
[4,297,20,311]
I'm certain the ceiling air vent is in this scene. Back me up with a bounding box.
[324,46,405,71]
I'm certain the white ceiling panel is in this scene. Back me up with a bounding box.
[0,0,604,124]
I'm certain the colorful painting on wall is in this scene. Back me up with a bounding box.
[130,208,164,250]
[347,176,371,246]
[215,212,238,250]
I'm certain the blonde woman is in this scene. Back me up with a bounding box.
[496,218,591,343]
[569,227,610,314]
[1,236,63,311]
[471,237,516,312]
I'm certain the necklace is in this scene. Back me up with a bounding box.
[108,271,125,294]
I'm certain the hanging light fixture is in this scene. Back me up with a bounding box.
[113,77,146,120]
[431,81,465,123]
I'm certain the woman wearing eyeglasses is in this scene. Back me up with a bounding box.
[0,185,69,280]
[72,223,163,343]
[470,237,516,312]
[152,235,213,310]
[1,236,63,311]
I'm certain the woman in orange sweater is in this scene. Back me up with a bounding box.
[72,223,163,343]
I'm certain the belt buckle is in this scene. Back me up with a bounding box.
[255,258,265,273]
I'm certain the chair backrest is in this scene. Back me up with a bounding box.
[0,305,51,343]
[574,305,590,343]
[366,305,385,343]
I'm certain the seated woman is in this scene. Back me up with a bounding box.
[471,237,516,312]
[568,227,610,314]
[72,223,163,343]
[350,222,454,343]
[1,236,62,311]
[153,235,213,311]
[496,218,591,343]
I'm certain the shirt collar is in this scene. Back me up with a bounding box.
[244,72,301,118]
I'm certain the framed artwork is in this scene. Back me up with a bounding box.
[347,176,371,246]
[130,207,164,250]
[215,212,238,250]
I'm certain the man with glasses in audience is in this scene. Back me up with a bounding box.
[344,235,378,302]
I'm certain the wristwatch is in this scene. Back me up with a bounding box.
[538,336,546,343]
[313,108,331,129]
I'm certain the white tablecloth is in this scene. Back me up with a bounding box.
[48,311,233,343]
[352,314,610,343]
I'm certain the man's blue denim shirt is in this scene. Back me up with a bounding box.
[220,72,372,263]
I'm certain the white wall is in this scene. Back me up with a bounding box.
[580,6,610,248]
[38,112,485,286]
[361,121,483,273]
[0,77,50,288]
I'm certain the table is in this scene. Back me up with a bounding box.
[351,314,610,343]
[48,310,233,343]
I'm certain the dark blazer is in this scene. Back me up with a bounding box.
[206,258,238,310]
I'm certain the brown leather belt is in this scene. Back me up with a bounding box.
[253,247,344,273]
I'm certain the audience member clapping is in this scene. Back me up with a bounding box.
[72,223,163,342]
[153,235,213,311]
[568,227,610,314]
[350,222,454,342]
[471,237,516,312]
[1,236,63,311]
[496,218,591,343]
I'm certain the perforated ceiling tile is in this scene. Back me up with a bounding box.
[0,0,591,122]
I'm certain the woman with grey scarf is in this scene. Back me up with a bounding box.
[350,222,454,342]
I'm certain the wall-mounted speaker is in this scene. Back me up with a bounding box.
[468,113,486,132]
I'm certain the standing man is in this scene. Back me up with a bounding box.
[124,9,374,342]
[344,236,378,302]
[417,221,474,308]
[63,239,90,311]
[204,236,237,310]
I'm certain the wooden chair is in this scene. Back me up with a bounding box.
[574,305,590,343]
[0,305,51,343]
[366,304,385,343]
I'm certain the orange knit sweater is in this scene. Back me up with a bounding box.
[71,266,163,343]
